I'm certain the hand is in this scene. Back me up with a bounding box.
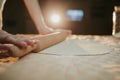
[0,30,37,51]
[40,26,72,35]
[55,29,72,35]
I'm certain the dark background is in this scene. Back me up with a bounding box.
[2,0,120,35]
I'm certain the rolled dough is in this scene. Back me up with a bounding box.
[39,38,112,56]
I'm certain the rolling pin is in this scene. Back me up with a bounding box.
[8,31,69,57]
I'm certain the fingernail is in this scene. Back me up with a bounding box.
[20,41,28,47]
[32,40,37,44]
[27,40,38,45]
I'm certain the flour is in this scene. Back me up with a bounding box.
[39,38,112,56]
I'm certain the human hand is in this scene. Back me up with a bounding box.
[0,30,37,51]
[55,29,72,35]
[40,26,72,35]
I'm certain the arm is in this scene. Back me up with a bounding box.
[23,0,72,35]
[0,0,6,30]
[8,31,69,57]
[24,0,53,34]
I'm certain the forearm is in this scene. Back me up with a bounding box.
[24,0,47,33]
[0,10,2,30]
[0,0,6,30]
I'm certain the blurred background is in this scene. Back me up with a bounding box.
[2,0,120,35]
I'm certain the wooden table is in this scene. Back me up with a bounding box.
[0,35,120,80]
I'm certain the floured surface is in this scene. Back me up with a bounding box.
[0,50,120,80]
[0,35,120,80]
[40,38,112,56]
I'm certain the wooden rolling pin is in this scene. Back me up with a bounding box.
[8,31,69,57]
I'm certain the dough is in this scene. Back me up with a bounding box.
[40,38,112,56]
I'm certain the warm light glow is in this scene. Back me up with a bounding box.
[50,14,61,23]
[112,12,116,35]
[113,12,116,23]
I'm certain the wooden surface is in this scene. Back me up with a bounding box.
[0,35,120,80]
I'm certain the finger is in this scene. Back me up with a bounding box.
[0,44,10,50]
[4,36,28,48]
[13,35,37,46]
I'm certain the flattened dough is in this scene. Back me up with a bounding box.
[39,38,112,56]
